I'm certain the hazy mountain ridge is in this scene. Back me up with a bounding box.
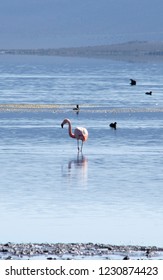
[1,41,163,62]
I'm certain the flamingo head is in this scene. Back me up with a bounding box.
[61,118,70,128]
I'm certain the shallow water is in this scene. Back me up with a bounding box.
[0,55,163,247]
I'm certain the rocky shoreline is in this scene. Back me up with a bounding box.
[0,243,163,260]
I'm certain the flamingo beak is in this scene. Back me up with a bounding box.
[61,123,63,128]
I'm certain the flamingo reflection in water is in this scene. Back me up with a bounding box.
[68,154,87,170]
[69,155,88,187]
[62,155,88,188]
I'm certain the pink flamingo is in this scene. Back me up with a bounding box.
[61,118,88,152]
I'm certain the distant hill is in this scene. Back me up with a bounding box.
[1,41,163,62]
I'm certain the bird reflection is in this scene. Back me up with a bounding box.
[62,154,88,188]
[68,154,87,170]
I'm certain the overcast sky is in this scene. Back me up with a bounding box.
[0,0,163,48]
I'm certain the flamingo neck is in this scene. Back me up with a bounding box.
[66,120,76,139]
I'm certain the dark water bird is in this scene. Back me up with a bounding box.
[73,104,80,114]
[109,122,117,129]
[145,91,152,95]
[130,79,136,86]
[123,256,130,260]
[146,249,151,258]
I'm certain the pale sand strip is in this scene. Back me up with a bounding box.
[0,104,163,113]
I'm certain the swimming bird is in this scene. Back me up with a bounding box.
[61,118,88,152]
[130,79,136,86]
[73,104,80,114]
[145,91,152,95]
[109,122,117,129]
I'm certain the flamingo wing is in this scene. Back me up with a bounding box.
[74,127,88,141]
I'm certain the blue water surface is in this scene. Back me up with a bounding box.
[0,55,163,246]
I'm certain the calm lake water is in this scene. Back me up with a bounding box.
[0,55,163,247]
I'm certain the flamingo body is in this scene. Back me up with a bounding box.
[74,127,88,141]
[61,118,88,152]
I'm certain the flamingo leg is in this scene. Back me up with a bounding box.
[81,141,83,153]
[77,139,83,153]
[77,139,80,152]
